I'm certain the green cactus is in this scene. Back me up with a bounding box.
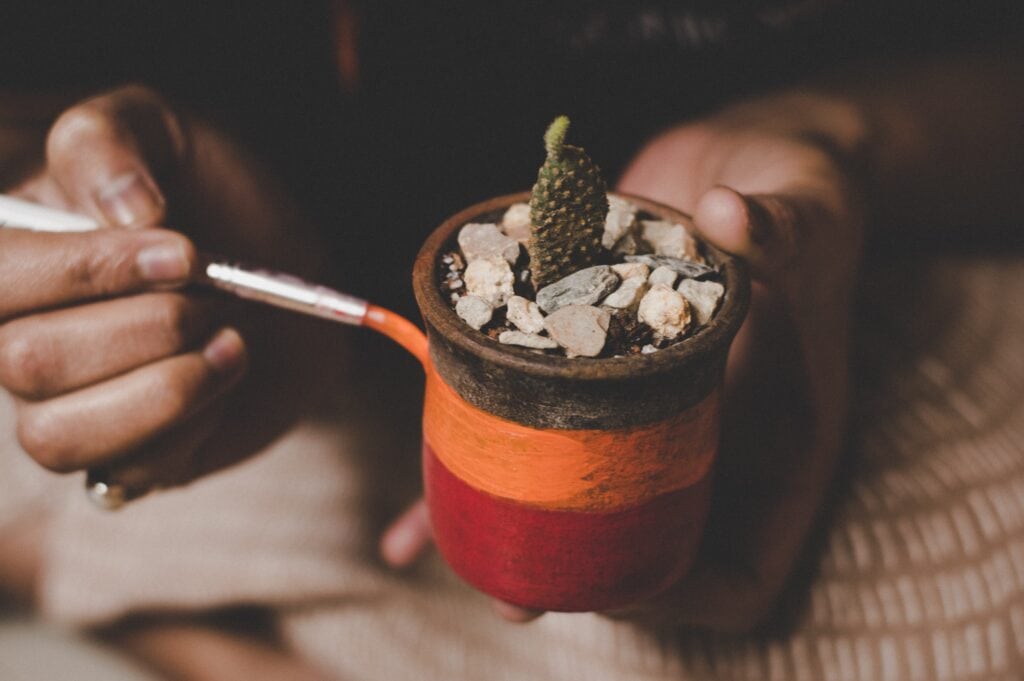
[528,116,609,288]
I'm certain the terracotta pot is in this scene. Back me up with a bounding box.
[412,191,750,611]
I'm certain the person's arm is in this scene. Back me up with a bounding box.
[621,45,1024,236]
[853,48,1024,235]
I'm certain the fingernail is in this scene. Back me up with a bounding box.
[96,172,165,228]
[203,328,246,374]
[136,241,191,282]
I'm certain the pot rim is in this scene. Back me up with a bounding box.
[413,191,750,381]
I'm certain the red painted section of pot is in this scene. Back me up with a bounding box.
[424,442,713,612]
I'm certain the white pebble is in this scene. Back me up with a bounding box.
[455,295,493,330]
[464,256,515,307]
[498,330,558,349]
[506,295,545,334]
[612,233,638,255]
[458,223,521,264]
[602,276,648,310]
[611,262,649,280]
[648,265,678,287]
[639,220,701,261]
[677,278,725,325]
[500,203,532,244]
[544,305,610,358]
[602,195,637,249]
[638,284,691,339]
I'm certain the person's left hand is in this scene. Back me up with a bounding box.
[0,85,338,498]
[379,91,868,631]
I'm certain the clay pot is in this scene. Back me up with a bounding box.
[412,191,749,611]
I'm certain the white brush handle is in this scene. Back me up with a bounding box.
[0,194,100,232]
[0,193,369,325]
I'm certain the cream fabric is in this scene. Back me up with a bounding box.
[1,257,1023,680]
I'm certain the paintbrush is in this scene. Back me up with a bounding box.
[0,194,370,325]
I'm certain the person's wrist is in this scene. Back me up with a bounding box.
[718,90,873,163]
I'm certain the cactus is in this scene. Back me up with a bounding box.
[528,116,609,288]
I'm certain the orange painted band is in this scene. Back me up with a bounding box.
[422,364,719,512]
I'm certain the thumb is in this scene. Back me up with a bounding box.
[44,85,187,229]
[692,186,805,281]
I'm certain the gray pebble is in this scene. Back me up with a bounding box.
[535,265,619,314]
[625,255,717,280]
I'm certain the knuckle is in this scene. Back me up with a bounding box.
[0,327,55,397]
[16,407,74,472]
[46,84,186,170]
[102,84,187,159]
[65,244,130,298]
[46,103,115,160]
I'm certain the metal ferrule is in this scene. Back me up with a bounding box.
[203,261,368,326]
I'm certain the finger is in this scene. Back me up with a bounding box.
[0,292,216,400]
[45,85,186,228]
[91,400,227,498]
[10,173,77,213]
[692,186,803,280]
[491,600,545,624]
[0,228,197,319]
[380,499,433,567]
[15,327,246,473]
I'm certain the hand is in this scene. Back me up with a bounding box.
[0,85,329,496]
[380,92,867,631]
[606,92,866,630]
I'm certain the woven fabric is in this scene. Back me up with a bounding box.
[1,256,1022,680]
[278,258,1024,680]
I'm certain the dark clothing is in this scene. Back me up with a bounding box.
[1,2,1020,310]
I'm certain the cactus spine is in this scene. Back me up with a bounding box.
[528,116,609,288]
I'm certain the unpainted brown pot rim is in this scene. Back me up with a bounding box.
[413,191,750,382]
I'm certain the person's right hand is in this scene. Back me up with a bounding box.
[0,85,327,497]
[381,91,868,631]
